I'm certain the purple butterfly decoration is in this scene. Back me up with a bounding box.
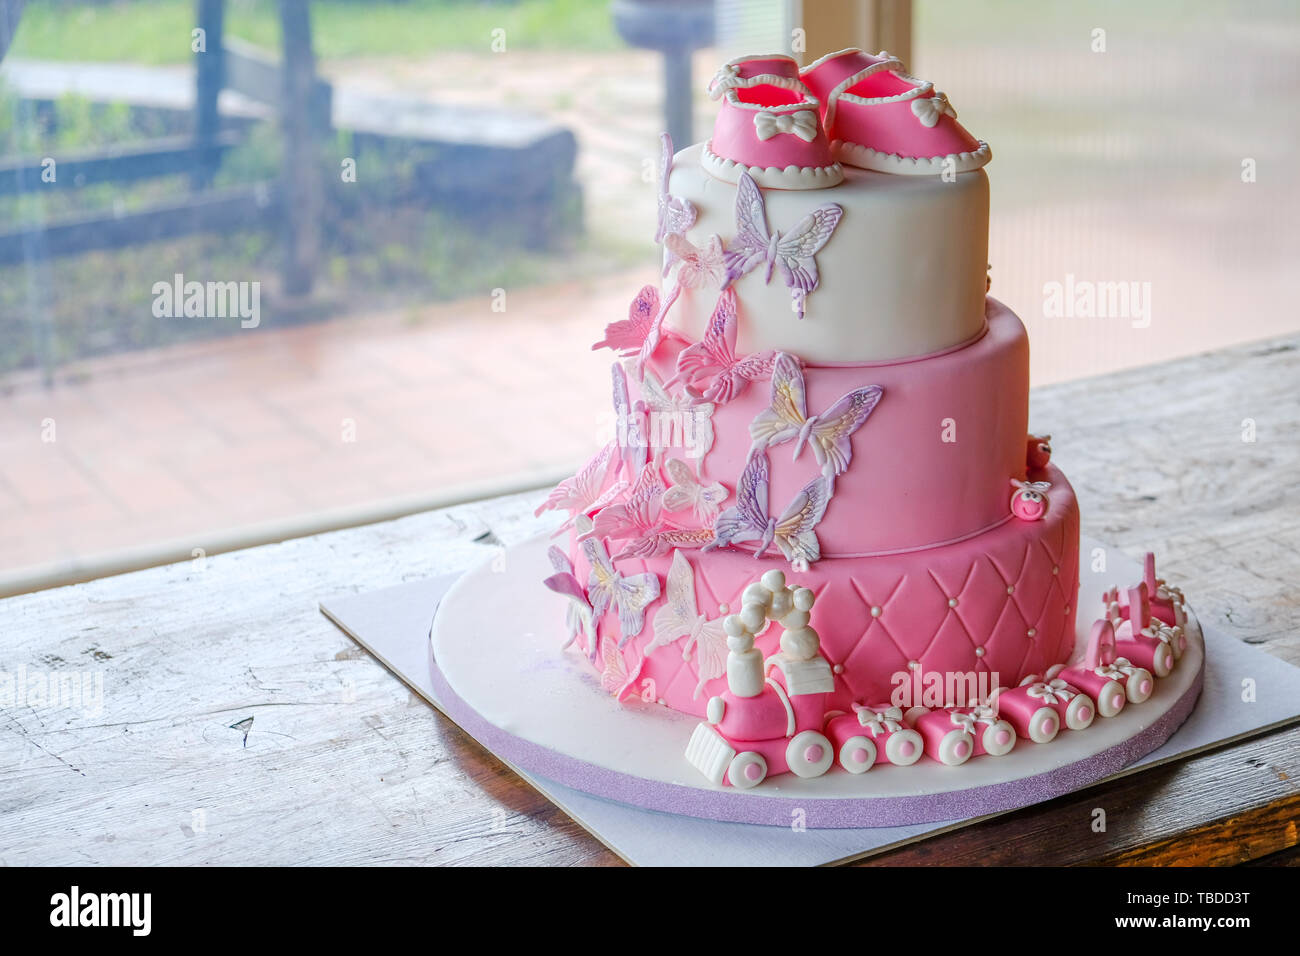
[542,545,598,661]
[722,171,843,320]
[671,287,779,405]
[582,535,661,646]
[749,352,884,479]
[656,132,698,247]
[703,450,831,570]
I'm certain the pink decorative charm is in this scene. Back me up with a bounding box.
[672,288,778,405]
[704,450,830,570]
[1026,433,1052,470]
[1009,478,1051,521]
[542,545,597,660]
[655,132,697,245]
[722,171,843,319]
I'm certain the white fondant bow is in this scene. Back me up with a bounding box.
[854,704,903,736]
[911,92,956,128]
[753,109,819,143]
[1144,623,1183,646]
[708,63,740,99]
[1095,657,1142,681]
[1026,678,1075,705]
[949,705,999,735]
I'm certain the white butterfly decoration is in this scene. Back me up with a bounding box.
[704,449,831,571]
[749,352,884,479]
[599,633,645,702]
[581,534,660,646]
[655,132,698,246]
[661,457,727,524]
[664,233,726,288]
[542,545,597,661]
[638,367,715,471]
[723,171,843,320]
[646,551,730,700]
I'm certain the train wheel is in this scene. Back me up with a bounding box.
[837,735,877,774]
[786,730,834,778]
[885,728,924,766]
[980,719,1017,756]
[728,752,767,789]
[1027,706,1059,743]
[936,729,974,766]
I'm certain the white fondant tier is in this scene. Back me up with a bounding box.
[665,142,989,363]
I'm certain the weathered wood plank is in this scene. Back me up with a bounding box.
[0,133,242,195]
[0,331,1296,866]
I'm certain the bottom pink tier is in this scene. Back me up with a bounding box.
[574,464,1080,716]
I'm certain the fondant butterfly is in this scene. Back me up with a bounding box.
[611,362,648,479]
[655,132,698,246]
[599,632,645,702]
[615,525,716,561]
[704,450,831,570]
[672,288,778,405]
[582,534,661,645]
[664,232,726,288]
[661,457,727,523]
[723,171,843,319]
[592,284,661,357]
[542,545,597,661]
[588,462,665,544]
[533,440,623,531]
[749,352,884,479]
[639,369,715,468]
[646,551,729,699]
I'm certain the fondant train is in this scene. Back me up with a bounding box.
[685,554,1189,788]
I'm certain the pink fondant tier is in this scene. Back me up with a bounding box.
[641,296,1030,555]
[570,462,1079,717]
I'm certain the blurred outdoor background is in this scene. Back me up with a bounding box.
[1,0,1297,592]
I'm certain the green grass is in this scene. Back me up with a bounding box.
[10,0,622,64]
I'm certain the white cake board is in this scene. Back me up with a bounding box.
[322,539,1300,865]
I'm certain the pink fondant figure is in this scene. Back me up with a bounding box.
[824,703,924,772]
[1009,478,1051,521]
[1026,433,1052,470]
[903,703,1016,766]
[1113,584,1182,678]
[704,54,842,189]
[799,48,990,175]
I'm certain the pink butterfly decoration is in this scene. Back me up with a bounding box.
[542,545,598,661]
[664,232,726,287]
[704,450,831,570]
[749,351,884,479]
[588,463,666,545]
[661,457,727,523]
[723,171,843,320]
[592,284,660,357]
[672,288,778,405]
[655,132,697,246]
[599,633,645,702]
[533,440,620,530]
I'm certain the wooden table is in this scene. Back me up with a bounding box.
[3,335,1298,866]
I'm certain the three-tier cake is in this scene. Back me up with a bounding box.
[536,50,1194,789]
